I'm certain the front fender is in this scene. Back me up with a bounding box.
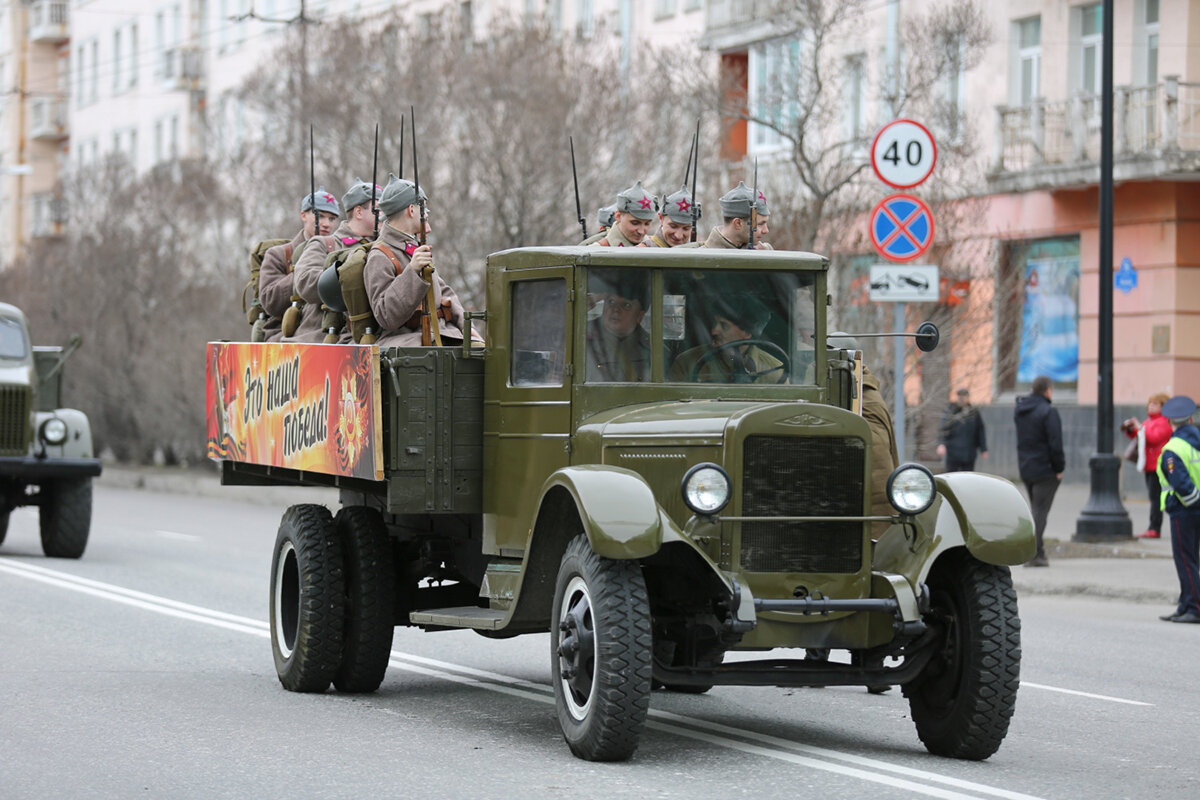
[936,473,1036,566]
[536,465,662,559]
[33,408,96,460]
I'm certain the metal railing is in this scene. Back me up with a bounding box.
[992,76,1200,174]
[27,0,68,41]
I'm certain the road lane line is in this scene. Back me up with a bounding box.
[2,559,1047,799]
[1019,681,1151,707]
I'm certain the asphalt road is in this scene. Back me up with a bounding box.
[1,483,1197,799]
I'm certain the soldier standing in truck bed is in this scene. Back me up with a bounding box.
[363,174,471,347]
[591,182,656,247]
[581,204,616,246]
[752,188,774,250]
[644,186,698,248]
[260,189,340,342]
[287,179,381,342]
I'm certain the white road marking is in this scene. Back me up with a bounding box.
[1019,681,1152,707]
[155,530,202,542]
[1,558,1054,799]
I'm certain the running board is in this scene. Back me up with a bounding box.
[409,606,506,630]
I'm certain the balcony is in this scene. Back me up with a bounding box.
[989,76,1200,193]
[30,193,67,239]
[28,1,68,45]
[700,0,787,51]
[160,46,205,92]
[29,97,67,141]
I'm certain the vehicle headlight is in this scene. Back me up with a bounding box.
[886,463,936,515]
[40,417,68,445]
[682,462,731,516]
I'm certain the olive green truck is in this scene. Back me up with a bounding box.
[207,246,1035,762]
[1,302,101,558]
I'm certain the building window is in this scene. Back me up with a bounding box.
[128,24,138,88]
[577,0,594,39]
[1015,16,1040,106]
[1079,3,1102,95]
[75,45,84,107]
[683,0,701,10]
[89,40,98,104]
[842,53,867,142]
[169,115,179,159]
[113,29,122,92]
[655,0,676,19]
[1141,0,1159,85]
[749,37,802,155]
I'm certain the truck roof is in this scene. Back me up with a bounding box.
[486,246,830,272]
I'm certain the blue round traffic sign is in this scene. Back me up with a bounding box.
[870,194,935,263]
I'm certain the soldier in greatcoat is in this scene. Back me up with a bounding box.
[287,179,382,342]
[580,204,616,246]
[259,189,340,342]
[752,188,774,250]
[363,174,472,347]
[701,182,756,249]
[644,186,699,248]
[590,182,656,247]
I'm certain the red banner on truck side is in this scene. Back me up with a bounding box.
[206,342,384,481]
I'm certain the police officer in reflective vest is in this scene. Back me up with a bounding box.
[1156,394,1200,624]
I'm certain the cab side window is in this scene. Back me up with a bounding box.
[511,279,567,386]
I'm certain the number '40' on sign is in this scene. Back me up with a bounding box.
[871,119,937,190]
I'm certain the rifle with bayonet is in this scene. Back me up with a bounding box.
[690,120,699,243]
[749,158,758,250]
[571,136,586,241]
[412,106,442,347]
[281,127,316,338]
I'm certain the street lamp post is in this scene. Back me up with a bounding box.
[1074,0,1131,542]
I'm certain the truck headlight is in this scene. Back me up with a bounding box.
[682,463,731,516]
[886,463,936,515]
[40,417,68,445]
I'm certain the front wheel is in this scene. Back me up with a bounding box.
[39,478,91,559]
[333,506,396,693]
[904,550,1021,760]
[551,534,652,762]
[270,504,345,693]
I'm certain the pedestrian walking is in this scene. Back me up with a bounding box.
[937,387,988,472]
[1155,395,1200,624]
[1121,392,1173,539]
[1015,376,1064,567]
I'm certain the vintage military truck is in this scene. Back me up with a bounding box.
[0,302,101,558]
[207,246,1034,762]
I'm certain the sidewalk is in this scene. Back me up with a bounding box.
[1011,481,1179,606]
[96,466,1181,607]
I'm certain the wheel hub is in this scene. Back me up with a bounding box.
[557,577,596,719]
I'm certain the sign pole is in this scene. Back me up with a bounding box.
[893,302,906,461]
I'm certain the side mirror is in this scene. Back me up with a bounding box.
[915,321,939,352]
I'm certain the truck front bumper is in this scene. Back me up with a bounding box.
[0,456,103,481]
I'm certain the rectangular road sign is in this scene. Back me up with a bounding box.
[869,264,939,302]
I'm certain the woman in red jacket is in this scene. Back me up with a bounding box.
[1122,392,1173,538]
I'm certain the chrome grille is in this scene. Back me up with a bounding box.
[740,435,865,573]
[0,384,32,455]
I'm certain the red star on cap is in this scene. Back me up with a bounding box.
[322,193,335,203]
[675,198,691,213]
[757,190,767,203]
[638,196,652,210]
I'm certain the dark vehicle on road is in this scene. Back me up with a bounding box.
[0,302,101,558]
[208,246,1034,762]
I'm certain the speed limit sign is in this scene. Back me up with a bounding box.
[871,119,937,189]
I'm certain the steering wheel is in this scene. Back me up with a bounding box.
[689,339,790,384]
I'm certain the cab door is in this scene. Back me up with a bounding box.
[483,266,574,555]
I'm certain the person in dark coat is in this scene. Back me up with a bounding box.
[937,388,988,471]
[1015,375,1065,566]
[1155,395,1200,624]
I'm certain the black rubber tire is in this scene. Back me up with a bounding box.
[333,506,396,693]
[270,504,345,693]
[0,506,9,546]
[39,478,91,559]
[551,534,652,762]
[905,550,1021,760]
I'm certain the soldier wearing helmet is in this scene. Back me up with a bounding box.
[287,179,382,342]
[259,188,340,342]
[362,174,472,347]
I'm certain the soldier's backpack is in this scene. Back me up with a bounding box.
[318,241,373,344]
[244,238,289,341]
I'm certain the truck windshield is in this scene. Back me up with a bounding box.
[585,268,818,385]
[0,317,28,360]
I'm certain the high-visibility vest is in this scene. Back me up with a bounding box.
[1157,434,1200,510]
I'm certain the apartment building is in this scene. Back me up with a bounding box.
[702,0,1199,405]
